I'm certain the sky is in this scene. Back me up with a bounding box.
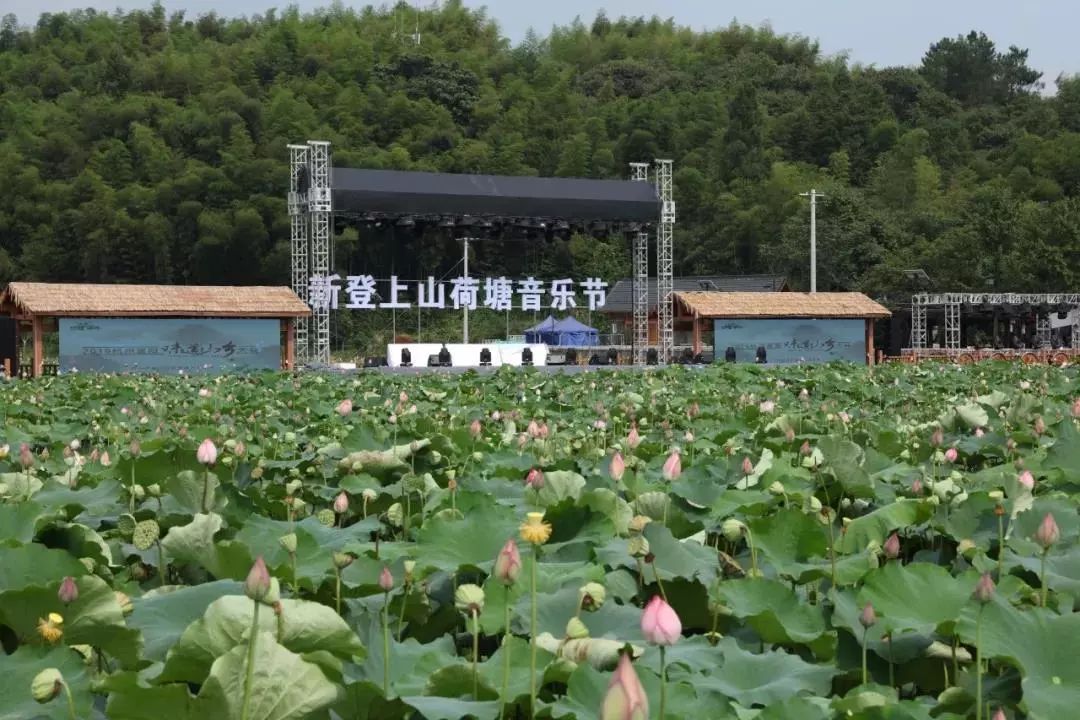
[5,0,1077,90]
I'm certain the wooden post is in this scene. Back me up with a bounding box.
[866,319,876,366]
[32,315,43,377]
[692,314,702,355]
[283,318,296,370]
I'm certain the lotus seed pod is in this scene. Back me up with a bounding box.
[454,583,485,614]
[403,560,416,582]
[566,616,590,640]
[285,479,303,495]
[430,450,443,464]
[305,466,316,476]
[926,495,940,507]
[279,533,298,554]
[316,508,336,527]
[721,518,745,543]
[284,432,297,443]
[628,515,652,534]
[386,503,404,528]
[132,520,160,550]
[767,481,785,496]
[250,466,264,480]
[221,455,233,467]
[351,461,364,472]
[146,483,161,497]
[803,495,823,514]
[31,668,64,704]
[290,497,306,512]
[578,582,606,610]
[988,490,1004,501]
[117,514,137,537]
[628,535,650,558]
[361,488,378,502]
[131,484,146,501]
[332,552,354,570]
[288,468,300,478]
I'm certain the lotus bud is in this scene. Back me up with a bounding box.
[800,440,812,456]
[973,572,995,604]
[19,443,34,469]
[1035,513,1060,549]
[566,616,590,639]
[493,539,522,586]
[525,468,544,489]
[662,451,681,481]
[601,653,648,720]
[333,491,349,514]
[944,447,958,463]
[930,427,943,447]
[579,582,606,610]
[912,478,923,495]
[991,709,1006,720]
[454,583,485,614]
[741,456,754,475]
[196,438,218,466]
[1033,416,1045,435]
[721,518,745,543]
[784,427,795,443]
[641,595,681,645]
[626,425,642,450]
[628,515,651,533]
[859,602,877,628]
[244,556,271,602]
[58,576,78,605]
[285,478,303,495]
[527,420,541,438]
[403,560,416,582]
[279,533,298,554]
[336,399,353,417]
[115,591,133,616]
[628,535,650,558]
[469,419,482,438]
[1018,470,1034,490]
[1072,397,1080,418]
[378,565,394,592]
[610,452,626,482]
[32,668,64,704]
[883,532,900,560]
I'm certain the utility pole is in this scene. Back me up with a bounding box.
[799,189,824,293]
[462,238,470,344]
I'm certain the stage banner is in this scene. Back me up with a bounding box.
[713,318,865,364]
[59,318,281,373]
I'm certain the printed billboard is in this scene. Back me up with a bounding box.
[713,318,866,365]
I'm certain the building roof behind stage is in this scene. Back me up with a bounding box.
[602,275,788,314]
[332,167,660,223]
[675,291,891,319]
[0,283,311,318]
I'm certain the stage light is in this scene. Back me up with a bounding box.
[755,346,767,364]
[646,348,658,365]
[725,347,736,363]
[400,348,412,367]
[606,347,617,365]
[521,347,534,366]
[479,347,492,366]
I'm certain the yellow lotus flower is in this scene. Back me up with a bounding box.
[519,512,552,545]
[37,613,64,644]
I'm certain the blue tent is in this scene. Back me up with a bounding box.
[524,315,598,346]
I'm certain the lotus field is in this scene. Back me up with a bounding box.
[1,363,1079,720]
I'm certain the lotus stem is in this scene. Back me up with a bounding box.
[397,581,409,641]
[951,636,958,687]
[827,516,838,588]
[335,566,342,615]
[650,560,668,602]
[887,632,895,688]
[63,680,76,720]
[383,590,391,697]
[290,551,297,593]
[129,463,136,513]
[659,645,668,720]
[201,467,211,513]
[975,605,984,720]
[156,540,165,587]
[529,546,539,719]
[861,626,868,685]
[1039,549,1049,607]
[502,586,511,720]
[240,601,260,720]
[996,512,1004,581]
[472,608,480,700]
[745,526,759,578]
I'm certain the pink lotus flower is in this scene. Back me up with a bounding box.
[100,451,111,467]
[883,532,900,559]
[741,456,754,475]
[399,391,408,403]
[944,447,958,463]
[1072,397,1080,418]
[244,556,271,601]
[662,451,681,481]
[687,402,700,419]
[594,419,607,431]
[1036,512,1060,549]
[58,576,78,605]
[838,411,850,424]
[527,420,541,438]
[379,566,394,592]
[991,708,1006,720]
[684,430,694,443]
[627,426,642,449]
[337,399,353,417]
[493,538,522,585]
[538,423,550,439]
[972,572,995,604]
[525,468,544,489]
[800,440,812,456]
[469,419,482,438]
[640,595,681,645]
[759,400,775,414]
[975,427,985,438]
[1018,470,1035,490]
[912,478,924,495]
[600,653,648,720]
[610,452,626,482]
[930,428,944,447]
[196,438,218,466]
[1033,416,1046,435]
[859,602,877,628]
[784,427,795,443]
[198,388,211,398]
[491,410,502,422]
[333,491,349,514]
[19,443,33,469]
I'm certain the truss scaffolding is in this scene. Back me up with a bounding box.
[654,159,675,364]
[288,144,310,365]
[307,141,332,365]
[629,162,650,366]
[911,292,1080,355]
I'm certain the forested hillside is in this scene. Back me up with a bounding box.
[2,0,1080,295]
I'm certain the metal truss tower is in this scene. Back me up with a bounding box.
[629,163,650,366]
[654,159,675,364]
[911,295,927,354]
[944,299,961,352]
[308,140,333,365]
[288,144,310,365]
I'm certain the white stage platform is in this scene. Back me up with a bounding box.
[386,343,549,368]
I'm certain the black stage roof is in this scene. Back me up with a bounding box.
[331,168,660,223]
